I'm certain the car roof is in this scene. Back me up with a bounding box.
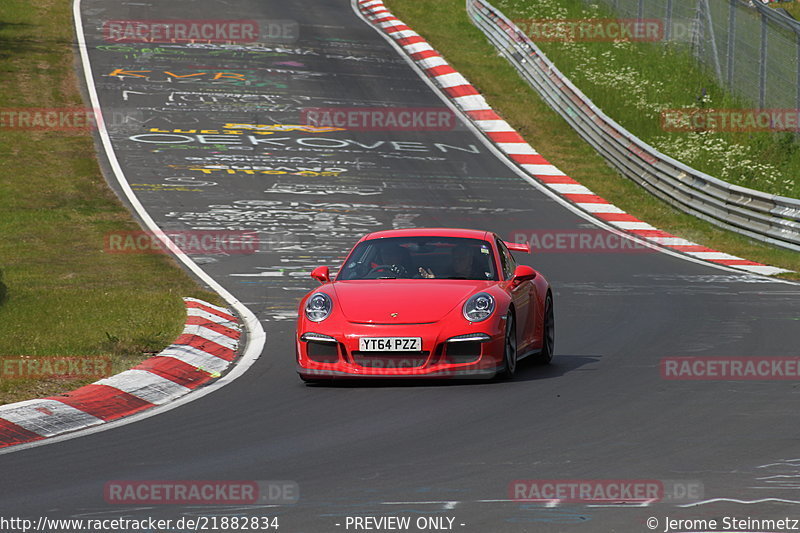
[361,228,493,241]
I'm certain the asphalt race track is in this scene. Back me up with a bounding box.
[2,0,800,531]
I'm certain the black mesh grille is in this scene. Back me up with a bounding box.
[352,351,429,368]
[444,341,481,364]
[307,341,340,363]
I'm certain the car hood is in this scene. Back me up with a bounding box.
[331,280,495,324]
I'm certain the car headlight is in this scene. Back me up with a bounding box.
[463,292,495,322]
[305,292,332,322]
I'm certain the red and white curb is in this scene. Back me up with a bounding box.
[357,0,790,277]
[0,297,240,449]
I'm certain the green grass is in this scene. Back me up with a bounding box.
[0,0,222,404]
[492,0,799,199]
[770,2,800,20]
[384,0,800,278]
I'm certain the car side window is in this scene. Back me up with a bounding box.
[496,239,516,280]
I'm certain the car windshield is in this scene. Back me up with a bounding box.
[337,237,498,281]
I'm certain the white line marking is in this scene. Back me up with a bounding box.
[389,30,419,40]
[474,119,513,132]
[0,0,267,456]
[187,307,241,329]
[350,0,797,286]
[547,183,595,195]
[156,345,232,374]
[96,370,192,405]
[686,251,744,261]
[433,72,470,89]
[680,497,800,507]
[0,400,103,437]
[522,164,567,176]
[497,143,537,155]
[577,203,625,214]
[417,56,449,69]
[608,221,658,231]
[402,42,435,55]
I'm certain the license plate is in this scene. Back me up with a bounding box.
[358,337,422,352]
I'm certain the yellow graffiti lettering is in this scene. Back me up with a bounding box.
[164,72,206,78]
[224,123,345,133]
[213,72,247,80]
[109,69,150,77]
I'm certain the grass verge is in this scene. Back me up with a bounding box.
[492,0,799,199]
[0,0,223,405]
[770,2,800,20]
[383,0,800,279]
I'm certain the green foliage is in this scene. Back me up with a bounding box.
[494,0,799,198]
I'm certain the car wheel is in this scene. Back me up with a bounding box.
[537,293,555,365]
[499,314,517,379]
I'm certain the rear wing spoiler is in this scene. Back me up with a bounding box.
[504,241,531,254]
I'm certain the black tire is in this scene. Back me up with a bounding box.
[537,293,555,365]
[499,314,517,379]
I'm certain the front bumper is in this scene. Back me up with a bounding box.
[296,319,506,379]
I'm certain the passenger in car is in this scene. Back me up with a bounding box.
[419,244,481,279]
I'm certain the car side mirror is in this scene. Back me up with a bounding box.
[310,266,331,284]
[511,264,537,285]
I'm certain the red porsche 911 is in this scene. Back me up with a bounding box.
[295,228,554,381]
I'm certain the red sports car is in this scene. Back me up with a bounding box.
[295,228,554,381]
